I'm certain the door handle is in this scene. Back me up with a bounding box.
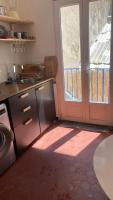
[20,93,29,99]
[38,86,44,91]
[22,106,31,113]
[24,118,33,126]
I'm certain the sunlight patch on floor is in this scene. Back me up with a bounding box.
[54,131,101,156]
[32,126,102,157]
[33,126,74,150]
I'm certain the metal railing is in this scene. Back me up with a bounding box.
[64,67,82,102]
[64,67,110,103]
[89,67,110,103]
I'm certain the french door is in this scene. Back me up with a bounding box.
[55,0,113,125]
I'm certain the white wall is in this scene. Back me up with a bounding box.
[0,41,27,82]
[0,21,27,83]
[17,0,57,63]
[17,0,59,115]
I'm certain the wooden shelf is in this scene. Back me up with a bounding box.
[0,15,34,24]
[0,38,36,42]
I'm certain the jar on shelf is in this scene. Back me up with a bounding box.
[0,0,8,15]
[8,0,19,19]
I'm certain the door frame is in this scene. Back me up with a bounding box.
[54,0,113,125]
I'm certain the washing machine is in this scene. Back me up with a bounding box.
[0,103,16,175]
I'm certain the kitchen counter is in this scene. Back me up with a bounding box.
[0,78,54,102]
[93,135,113,200]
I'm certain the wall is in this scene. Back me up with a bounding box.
[0,16,27,83]
[0,0,57,83]
[0,2,25,82]
[17,0,56,64]
[0,42,24,82]
[17,0,59,115]
[0,38,28,82]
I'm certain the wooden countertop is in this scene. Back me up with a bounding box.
[93,135,113,200]
[0,78,54,102]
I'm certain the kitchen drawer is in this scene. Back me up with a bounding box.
[8,88,35,108]
[14,116,40,153]
[8,88,37,127]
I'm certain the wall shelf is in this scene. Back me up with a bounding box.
[0,15,34,24]
[0,38,36,42]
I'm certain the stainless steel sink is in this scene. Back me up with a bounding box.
[6,78,43,84]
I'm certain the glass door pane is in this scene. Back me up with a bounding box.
[60,4,82,102]
[89,0,112,104]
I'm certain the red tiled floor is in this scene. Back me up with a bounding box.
[0,123,111,200]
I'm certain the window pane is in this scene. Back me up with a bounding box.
[89,0,112,104]
[60,4,82,102]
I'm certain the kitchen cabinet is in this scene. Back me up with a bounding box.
[8,88,40,154]
[36,80,56,133]
[7,79,56,154]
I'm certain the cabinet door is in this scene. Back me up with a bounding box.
[36,80,56,133]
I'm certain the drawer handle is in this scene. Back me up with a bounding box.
[0,109,6,116]
[23,106,31,113]
[24,118,33,126]
[38,86,44,91]
[20,93,29,99]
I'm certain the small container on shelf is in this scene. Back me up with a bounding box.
[0,5,5,15]
[21,32,28,39]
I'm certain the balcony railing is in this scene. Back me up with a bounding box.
[64,67,82,102]
[64,67,110,103]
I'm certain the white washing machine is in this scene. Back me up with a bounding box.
[0,104,16,175]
